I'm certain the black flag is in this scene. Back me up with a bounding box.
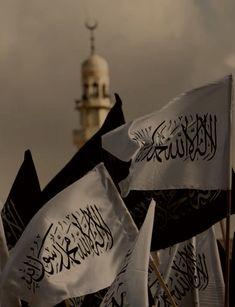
[41,93,130,205]
[124,170,235,251]
[1,150,41,250]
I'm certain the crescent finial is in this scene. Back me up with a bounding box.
[85,18,98,31]
[85,18,98,55]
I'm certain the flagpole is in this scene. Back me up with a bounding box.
[224,74,233,307]
[149,257,177,307]
[64,299,70,307]
[224,190,231,307]
[219,220,226,248]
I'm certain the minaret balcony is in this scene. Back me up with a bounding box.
[75,97,112,110]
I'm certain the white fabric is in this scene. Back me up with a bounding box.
[100,200,155,307]
[149,227,224,306]
[0,163,138,307]
[102,76,232,196]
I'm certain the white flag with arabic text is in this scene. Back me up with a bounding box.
[0,163,138,307]
[148,227,224,306]
[102,76,232,196]
[100,200,155,307]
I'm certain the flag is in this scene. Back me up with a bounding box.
[41,94,130,205]
[78,288,108,306]
[1,150,41,250]
[102,76,232,196]
[149,227,224,306]
[124,180,234,251]
[41,94,130,307]
[100,200,155,307]
[0,208,21,307]
[0,163,138,307]
[123,168,235,251]
[102,77,233,250]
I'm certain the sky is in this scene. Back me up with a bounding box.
[0,0,235,235]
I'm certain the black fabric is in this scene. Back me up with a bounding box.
[41,94,130,205]
[1,150,41,249]
[124,169,235,251]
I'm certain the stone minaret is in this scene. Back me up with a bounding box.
[73,21,112,149]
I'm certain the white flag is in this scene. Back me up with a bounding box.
[149,227,224,306]
[102,76,232,196]
[0,163,138,307]
[100,199,155,307]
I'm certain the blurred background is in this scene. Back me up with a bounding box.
[0,0,234,236]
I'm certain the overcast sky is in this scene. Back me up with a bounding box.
[0,0,235,219]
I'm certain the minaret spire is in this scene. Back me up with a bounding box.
[85,19,98,55]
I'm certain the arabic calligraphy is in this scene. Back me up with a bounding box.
[125,188,220,232]
[154,189,220,228]
[19,205,113,293]
[132,114,217,163]
[149,243,209,306]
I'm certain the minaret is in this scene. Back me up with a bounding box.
[73,20,112,149]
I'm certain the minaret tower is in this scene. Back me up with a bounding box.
[73,20,112,149]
